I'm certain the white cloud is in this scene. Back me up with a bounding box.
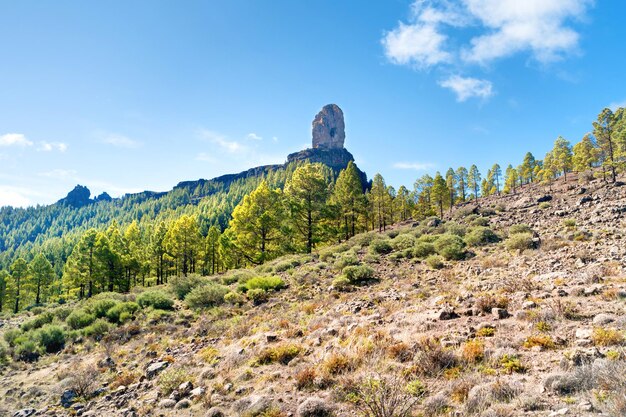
[246,133,262,141]
[102,134,141,149]
[0,186,37,207]
[461,0,592,64]
[37,141,68,152]
[393,161,436,171]
[39,169,78,180]
[0,133,33,147]
[439,75,494,101]
[382,22,452,68]
[199,130,246,153]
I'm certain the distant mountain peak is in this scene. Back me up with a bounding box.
[57,184,91,208]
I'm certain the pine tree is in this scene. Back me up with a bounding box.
[9,258,29,313]
[445,168,457,211]
[413,174,434,219]
[370,173,388,232]
[29,254,54,304]
[468,165,481,201]
[491,164,502,194]
[205,226,220,275]
[331,161,366,240]
[456,166,468,202]
[593,108,620,182]
[431,172,449,218]
[521,152,537,184]
[572,134,599,173]
[284,164,330,253]
[395,185,412,221]
[165,215,202,276]
[150,221,168,285]
[63,229,98,298]
[229,180,284,264]
[503,165,519,194]
[0,270,8,312]
[550,136,573,180]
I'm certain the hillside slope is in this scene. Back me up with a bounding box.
[0,175,625,417]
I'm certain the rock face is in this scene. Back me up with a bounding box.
[312,104,345,149]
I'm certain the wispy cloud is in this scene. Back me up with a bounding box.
[393,161,436,171]
[0,133,33,147]
[439,75,493,101]
[246,132,263,141]
[382,0,593,101]
[37,141,68,152]
[199,130,247,153]
[101,133,141,149]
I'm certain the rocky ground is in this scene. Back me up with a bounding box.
[1,174,625,417]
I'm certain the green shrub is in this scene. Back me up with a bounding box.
[137,290,174,310]
[369,239,394,255]
[333,252,360,270]
[91,291,126,301]
[89,298,120,318]
[221,270,255,285]
[342,265,375,283]
[332,276,352,290]
[82,318,111,340]
[509,224,533,235]
[21,311,54,332]
[247,288,268,305]
[417,234,439,244]
[562,218,576,228]
[505,233,535,251]
[349,231,377,247]
[244,276,285,292]
[0,340,8,363]
[184,284,229,309]
[434,234,466,260]
[66,309,96,330]
[35,324,66,353]
[158,368,190,395]
[257,344,302,365]
[3,329,22,347]
[464,227,500,247]
[106,301,139,323]
[413,242,436,259]
[170,274,206,300]
[425,255,445,270]
[14,338,42,362]
[392,234,416,251]
[444,222,467,237]
[53,306,73,321]
[224,291,245,305]
[538,202,551,209]
[470,217,490,227]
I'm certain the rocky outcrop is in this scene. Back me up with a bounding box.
[312,104,345,149]
[57,185,91,208]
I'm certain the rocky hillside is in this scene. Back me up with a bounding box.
[1,174,625,417]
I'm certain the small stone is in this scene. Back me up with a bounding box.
[158,399,177,408]
[438,308,460,320]
[522,300,537,309]
[205,407,226,417]
[61,390,77,408]
[297,397,334,417]
[549,408,569,416]
[13,409,36,417]
[592,313,615,326]
[492,308,509,319]
[178,381,193,396]
[146,361,169,378]
[175,399,192,409]
[575,328,592,340]
[190,387,206,399]
[266,333,279,343]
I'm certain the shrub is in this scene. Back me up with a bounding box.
[247,288,268,305]
[434,234,466,260]
[257,344,301,365]
[392,234,416,251]
[106,301,139,323]
[332,276,352,290]
[66,309,96,330]
[14,339,42,362]
[170,274,206,300]
[342,265,375,283]
[523,334,555,349]
[411,337,457,377]
[221,270,255,285]
[137,290,174,310]
[53,306,73,321]
[538,202,551,209]
[425,255,445,269]
[88,298,120,318]
[509,224,533,235]
[224,291,245,305]
[245,276,285,292]
[158,367,190,395]
[4,328,22,347]
[444,222,467,237]
[505,233,535,251]
[322,353,355,375]
[413,242,435,259]
[0,340,8,363]
[499,354,526,374]
[461,340,484,364]
[592,327,624,346]
[295,367,317,390]
[21,311,54,332]
[198,346,220,364]
[333,252,360,270]
[476,294,509,313]
[68,364,99,398]
[36,324,66,353]
[470,217,490,227]
[348,374,424,417]
[562,218,577,228]
[369,239,394,255]
[464,227,500,247]
[184,284,229,309]
[83,319,111,340]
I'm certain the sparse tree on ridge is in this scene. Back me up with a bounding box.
[431,172,449,218]
[456,166,468,202]
[468,165,481,201]
[573,134,600,173]
[445,168,457,211]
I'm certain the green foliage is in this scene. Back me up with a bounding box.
[106,301,139,323]
[66,309,96,330]
[221,269,255,285]
[88,298,120,318]
[413,242,436,259]
[342,265,375,283]
[369,239,393,255]
[35,324,66,353]
[246,288,268,304]
[505,233,535,251]
[0,340,8,363]
[434,234,466,260]
[170,274,206,300]
[14,338,42,362]
[256,344,301,365]
[470,216,490,227]
[82,318,111,339]
[244,276,285,292]
[392,233,416,251]
[509,224,533,235]
[444,222,467,237]
[21,311,55,332]
[224,291,245,305]
[464,227,500,247]
[333,252,360,270]
[158,368,190,395]
[137,290,174,310]
[184,284,229,309]
[3,328,21,347]
[425,255,445,270]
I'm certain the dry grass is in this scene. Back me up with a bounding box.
[461,340,485,364]
[592,327,624,347]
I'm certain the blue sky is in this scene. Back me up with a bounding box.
[1,0,625,207]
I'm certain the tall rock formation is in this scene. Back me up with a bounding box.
[312,104,345,149]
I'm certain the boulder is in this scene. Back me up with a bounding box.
[146,361,169,378]
[13,410,36,417]
[297,397,334,417]
[232,395,272,416]
[312,104,345,149]
[60,390,77,408]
